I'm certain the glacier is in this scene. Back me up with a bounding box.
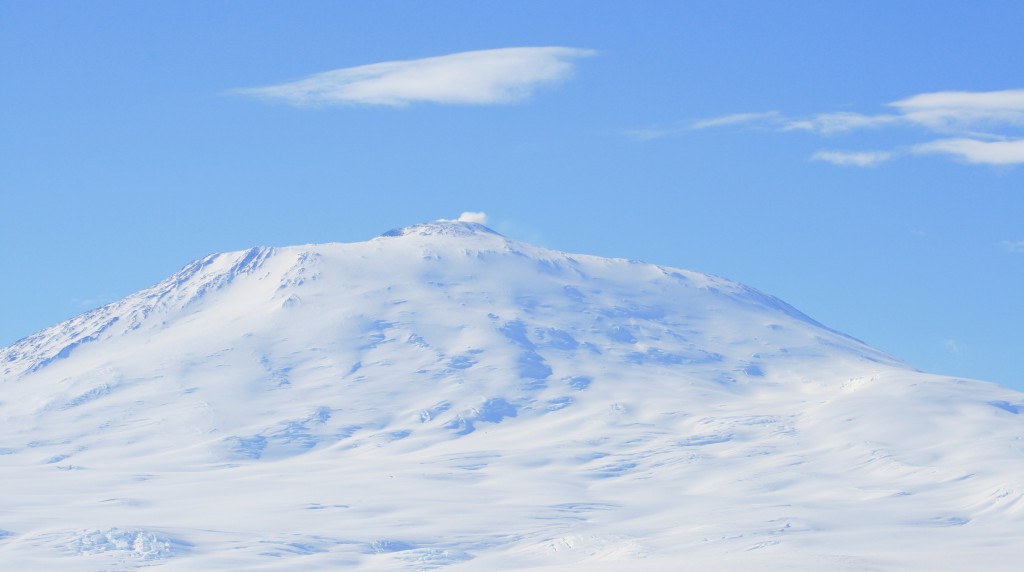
[1,219,1022,570]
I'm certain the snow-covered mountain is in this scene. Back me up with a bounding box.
[1,220,1022,570]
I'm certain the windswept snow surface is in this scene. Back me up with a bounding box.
[1,220,1022,570]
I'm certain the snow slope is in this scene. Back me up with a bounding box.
[1,220,1022,570]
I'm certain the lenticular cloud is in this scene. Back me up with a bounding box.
[232,47,595,107]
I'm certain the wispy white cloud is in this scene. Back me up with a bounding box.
[890,89,1024,133]
[942,339,965,356]
[625,111,783,140]
[692,89,1024,137]
[912,138,1024,165]
[781,112,902,135]
[230,47,595,107]
[690,111,784,130]
[1000,240,1024,253]
[811,150,893,167]
[660,88,1024,167]
[623,125,685,141]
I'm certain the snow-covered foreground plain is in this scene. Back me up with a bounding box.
[2,220,1022,570]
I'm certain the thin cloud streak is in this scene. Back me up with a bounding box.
[913,138,1024,165]
[811,150,893,167]
[665,88,1024,167]
[690,111,783,130]
[231,47,595,107]
[625,111,782,140]
[891,89,1024,132]
[689,89,1024,136]
[782,112,902,135]
[1000,240,1024,253]
[623,125,687,141]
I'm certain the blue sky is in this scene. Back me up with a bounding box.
[2,1,1022,390]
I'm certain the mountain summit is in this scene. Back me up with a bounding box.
[1,220,1022,570]
[379,219,503,238]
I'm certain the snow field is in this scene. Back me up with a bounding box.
[1,220,1022,569]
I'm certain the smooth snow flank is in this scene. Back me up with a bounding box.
[1,219,1022,570]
